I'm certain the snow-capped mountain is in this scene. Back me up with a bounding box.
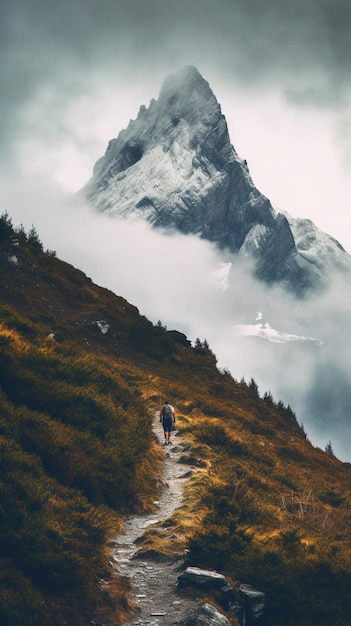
[83,66,351,295]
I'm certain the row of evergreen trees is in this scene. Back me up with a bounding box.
[0,211,46,254]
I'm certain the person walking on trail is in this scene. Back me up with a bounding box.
[160,400,175,445]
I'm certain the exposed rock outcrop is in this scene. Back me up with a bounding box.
[178,566,265,625]
[185,602,230,626]
[239,584,266,623]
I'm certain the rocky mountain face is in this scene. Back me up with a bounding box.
[83,66,351,295]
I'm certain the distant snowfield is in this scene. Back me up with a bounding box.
[234,319,321,344]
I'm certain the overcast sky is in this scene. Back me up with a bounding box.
[2,0,351,251]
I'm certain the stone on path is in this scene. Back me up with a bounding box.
[178,566,227,588]
[185,602,230,625]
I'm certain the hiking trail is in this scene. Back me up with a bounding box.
[110,413,201,625]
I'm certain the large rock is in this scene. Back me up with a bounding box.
[178,566,238,613]
[239,584,266,623]
[178,567,264,625]
[178,566,229,589]
[186,602,230,626]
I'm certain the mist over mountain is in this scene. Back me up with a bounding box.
[84,66,351,296]
[79,67,351,461]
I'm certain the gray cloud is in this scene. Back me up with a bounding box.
[2,0,351,185]
[3,0,351,131]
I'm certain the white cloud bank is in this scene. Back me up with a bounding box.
[5,177,350,461]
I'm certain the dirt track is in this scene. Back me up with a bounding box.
[110,415,201,625]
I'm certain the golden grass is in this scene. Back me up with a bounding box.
[0,323,28,350]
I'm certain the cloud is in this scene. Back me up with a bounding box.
[3,0,351,148]
[4,166,351,462]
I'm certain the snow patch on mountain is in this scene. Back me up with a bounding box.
[232,310,322,344]
[233,320,321,344]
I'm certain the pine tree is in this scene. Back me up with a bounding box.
[263,390,274,406]
[27,225,43,253]
[0,211,14,243]
[325,440,334,456]
[249,377,259,395]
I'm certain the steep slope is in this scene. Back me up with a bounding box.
[1,213,351,626]
[83,66,351,295]
[0,218,169,626]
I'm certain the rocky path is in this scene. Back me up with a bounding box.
[110,415,200,626]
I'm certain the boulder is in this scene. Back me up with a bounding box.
[178,566,227,589]
[178,566,237,610]
[239,584,265,623]
[186,602,230,626]
[178,567,264,625]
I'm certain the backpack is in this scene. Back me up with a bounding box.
[163,404,172,418]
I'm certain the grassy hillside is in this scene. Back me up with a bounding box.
[1,212,351,626]
[139,363,351,625]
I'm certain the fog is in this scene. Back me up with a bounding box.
[6,176,351,461]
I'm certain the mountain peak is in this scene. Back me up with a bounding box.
[156,65,223,133]
[159,65,213,101]
[160,65,204,89]
[83,68,351,295]
[83,65,235,217]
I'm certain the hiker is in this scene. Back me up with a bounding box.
[159,400,175,445]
